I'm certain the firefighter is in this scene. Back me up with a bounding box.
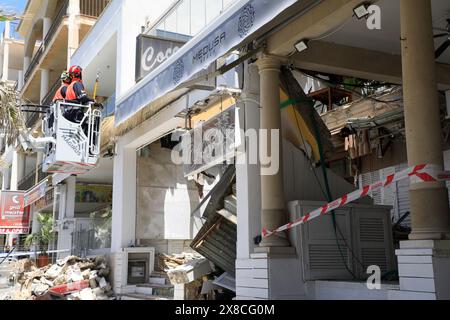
[66,65,94,104]
[64,65,95,124]
[52,71,72,102]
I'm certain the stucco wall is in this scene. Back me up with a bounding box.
[136,142,219,242]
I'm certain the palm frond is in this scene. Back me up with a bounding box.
[0,82,26,146]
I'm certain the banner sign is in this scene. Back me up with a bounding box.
[0,191,30,235]
[24,178,49,207]
[115,0,298,126]
[135,35,185,82]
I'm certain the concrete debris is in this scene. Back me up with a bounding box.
[167,258,212,285]
[156,252,205,271]
[98,277,107,289]
[45,265,63,279]
[0,256,115,301]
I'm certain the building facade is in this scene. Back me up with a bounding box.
[2,0,450,300]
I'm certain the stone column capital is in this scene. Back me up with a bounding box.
[256,54,282,73]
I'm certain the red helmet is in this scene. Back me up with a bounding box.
[69,65,83,79]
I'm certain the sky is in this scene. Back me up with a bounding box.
[0,0,27,35]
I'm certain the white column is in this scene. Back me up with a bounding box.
[43,17,52,40]
[18,70,24,91]
[23,56,31,75]
[2,169,10,190]
[1,22,10,81]
[111,139,137,251]
[10,151,26,191]
[56,177,76,259]
[40,69,50,103]
[236,62,262,259]
[67,0,80,67]
[35,152,43,184]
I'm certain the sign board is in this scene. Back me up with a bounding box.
[182,105,241,177]
[24,178,50,207]
[75,184,112,203]
[0,191,30,234]
[136,34,185,82]
[116,0,299,125]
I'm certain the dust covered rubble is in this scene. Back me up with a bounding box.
[0,256,115,300]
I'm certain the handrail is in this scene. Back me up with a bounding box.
[80,0,110,18]
[18,164,50,192]
[23,1,69,84]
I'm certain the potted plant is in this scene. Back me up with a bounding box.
[25,213,55,268]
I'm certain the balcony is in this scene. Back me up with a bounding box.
[21,0,110,104]
[18,164,50,192]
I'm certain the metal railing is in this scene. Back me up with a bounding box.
[80,0,110,18]
[23,1,69,84]
[24,45,44,84]
[18,164,50,192]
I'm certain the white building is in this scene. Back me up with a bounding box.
[3,0,450,301]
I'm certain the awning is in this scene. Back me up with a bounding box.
[115,0,298,126]
[24,177,51,207]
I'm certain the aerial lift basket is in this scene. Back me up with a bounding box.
[41,101,102,175]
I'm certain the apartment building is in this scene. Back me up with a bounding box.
[1,0,111,256]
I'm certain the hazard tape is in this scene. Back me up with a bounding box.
[262,164,450,238]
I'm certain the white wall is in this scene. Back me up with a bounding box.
[115,0,172,97]
[136,143,201,240]
[71,0,174,98]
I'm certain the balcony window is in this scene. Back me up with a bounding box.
[149,0,239,39]
[191,0,206,35]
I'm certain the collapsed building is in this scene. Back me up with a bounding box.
[2,0,450,300]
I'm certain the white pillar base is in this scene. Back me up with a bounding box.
[393,240,450,300]
[235,247,304,300]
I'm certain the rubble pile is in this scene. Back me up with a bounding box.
[156,252,205,271]
[0,256,115,300]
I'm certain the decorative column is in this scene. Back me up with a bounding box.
[256,55,289,248]
[400,0,450,240]
[392,0,450,301]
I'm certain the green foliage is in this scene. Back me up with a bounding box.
[25,213,55,255]
[0,82,25,146]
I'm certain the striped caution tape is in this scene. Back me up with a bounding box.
[262,164,450,238]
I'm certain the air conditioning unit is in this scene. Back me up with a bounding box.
[287,201,396,281]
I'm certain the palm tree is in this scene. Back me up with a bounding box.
[0,7,20,21]
[0,82,25,146]
[25,213,55,256]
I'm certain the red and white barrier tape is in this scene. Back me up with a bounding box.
[262,164,450,238]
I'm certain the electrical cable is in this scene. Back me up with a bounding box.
[284,67,371,276]
[300,69,403,102]
[296,69,404,107]
[287,95,358,279]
